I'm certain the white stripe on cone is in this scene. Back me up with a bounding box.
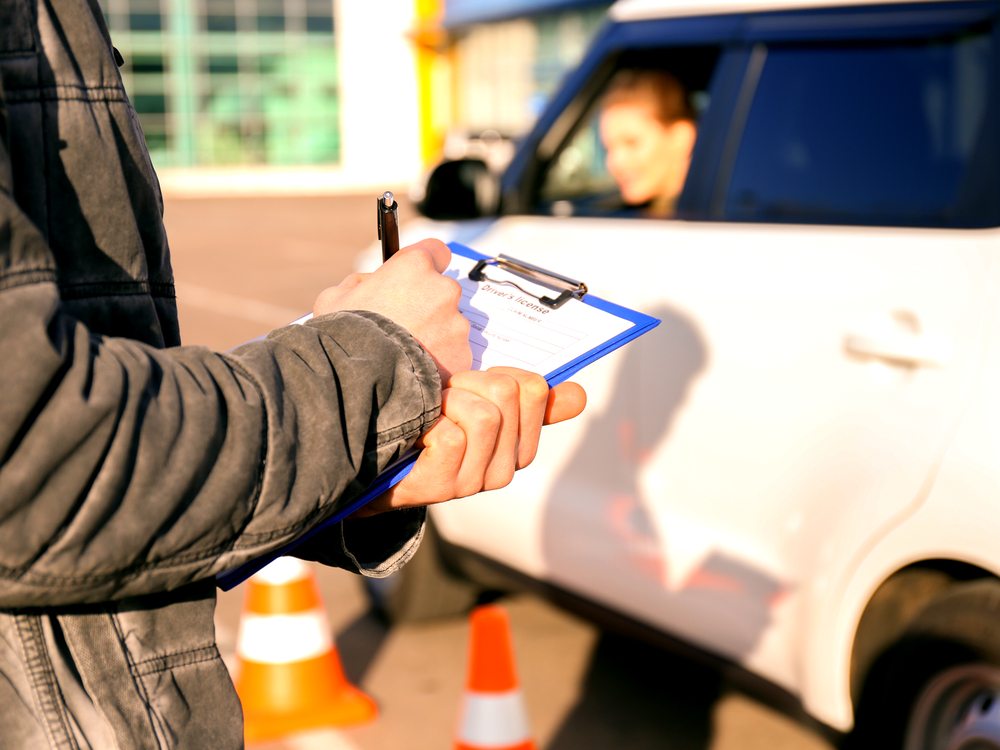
[236,611,331,663]
[253,556,310,585]
[456,690,532,747]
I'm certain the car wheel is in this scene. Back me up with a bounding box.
[364,518,484,625]
[849,579,1000,750]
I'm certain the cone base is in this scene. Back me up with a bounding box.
[244,683,377,743]
[455,742,535,750]
[237,653,378,743]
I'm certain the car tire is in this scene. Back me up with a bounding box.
[364,518,484,625]
[848,579,1000,750]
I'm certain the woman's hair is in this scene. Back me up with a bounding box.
[601,69,695,125]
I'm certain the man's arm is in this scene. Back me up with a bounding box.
[0,179,446,605]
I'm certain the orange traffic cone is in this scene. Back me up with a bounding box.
[234,557,377,743]
[454,604,536,750]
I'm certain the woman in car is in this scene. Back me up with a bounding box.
[599,69,698,217]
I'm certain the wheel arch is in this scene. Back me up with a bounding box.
[848,559,996,710]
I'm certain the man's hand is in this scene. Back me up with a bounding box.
[355,367,587,516]
[313,238,471,380]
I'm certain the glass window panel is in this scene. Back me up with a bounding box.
[540,116,613,205]
[207,55,239,74]
[129,12,163,31]
[205,14,237,32]
[305,14,333,34]
[305,0,333,33]
[257,14,285,32]
[725,30,997,227]
[132,93,167,114]
[130,54,165,74]
[257,0,285,31]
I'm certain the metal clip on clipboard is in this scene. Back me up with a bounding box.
[468,254,588,309]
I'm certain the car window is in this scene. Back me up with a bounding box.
[538,108,617,211]
[536,47,722,219]
[724,28,998,228]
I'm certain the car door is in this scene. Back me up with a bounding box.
[428,4,998,686]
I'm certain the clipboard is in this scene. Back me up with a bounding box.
[216,242,660,590]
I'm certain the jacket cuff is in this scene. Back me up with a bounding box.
[304,309,442,410]
[293,508,426,577]
[340,508,427,577]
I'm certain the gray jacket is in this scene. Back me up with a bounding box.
[0,1,438,747]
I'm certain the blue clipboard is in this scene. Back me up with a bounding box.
[216,242,660,590]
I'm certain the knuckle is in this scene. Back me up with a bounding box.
[419,237,447,254]
[415,238,447,259]
[471,400,502,430]
[399,244,434,269]
[486,374,519,405]
[313,287,341,314]
[437,421,467,453]
[521,372,550,402]
[441,275,464,304]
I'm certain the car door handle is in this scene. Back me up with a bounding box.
[844,332,947,368]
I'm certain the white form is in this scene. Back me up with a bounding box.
[447,252,633,377]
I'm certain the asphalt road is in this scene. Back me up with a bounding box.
[163,194,840,750]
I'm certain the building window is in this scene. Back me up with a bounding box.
[128,0,163,32]
[305,0,334,34]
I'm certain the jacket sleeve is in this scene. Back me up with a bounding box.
[0,151,440,609]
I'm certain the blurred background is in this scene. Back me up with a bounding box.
[106,0,608,192]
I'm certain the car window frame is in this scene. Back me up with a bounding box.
[500,1,1000,229]
[499,13,746,215]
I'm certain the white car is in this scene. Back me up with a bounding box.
[364,1,1000,747]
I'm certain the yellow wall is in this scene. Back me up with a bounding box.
[413,0,450,167]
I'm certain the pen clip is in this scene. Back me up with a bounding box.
[468,254,587,309]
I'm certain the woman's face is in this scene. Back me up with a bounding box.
[599,101,690,209]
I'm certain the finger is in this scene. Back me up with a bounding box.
[439,386,502,494]
[447,370,520,488]
[405,416,467,499]
[357,417,466,516]
[486,367,550,468]
[390,238,452,274]
[544,381,587,425]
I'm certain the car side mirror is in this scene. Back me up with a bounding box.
[413,158,500,220]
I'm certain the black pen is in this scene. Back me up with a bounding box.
[377,190,399,262]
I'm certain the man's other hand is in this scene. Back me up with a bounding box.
[356,368,587,515]
[313,238,472,380]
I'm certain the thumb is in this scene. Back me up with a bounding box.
[544,381,587,425]
[402,238,452,274]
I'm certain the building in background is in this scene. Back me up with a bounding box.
[105,0,339,169]
[103,0,608,191]
[414,0,610,172]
